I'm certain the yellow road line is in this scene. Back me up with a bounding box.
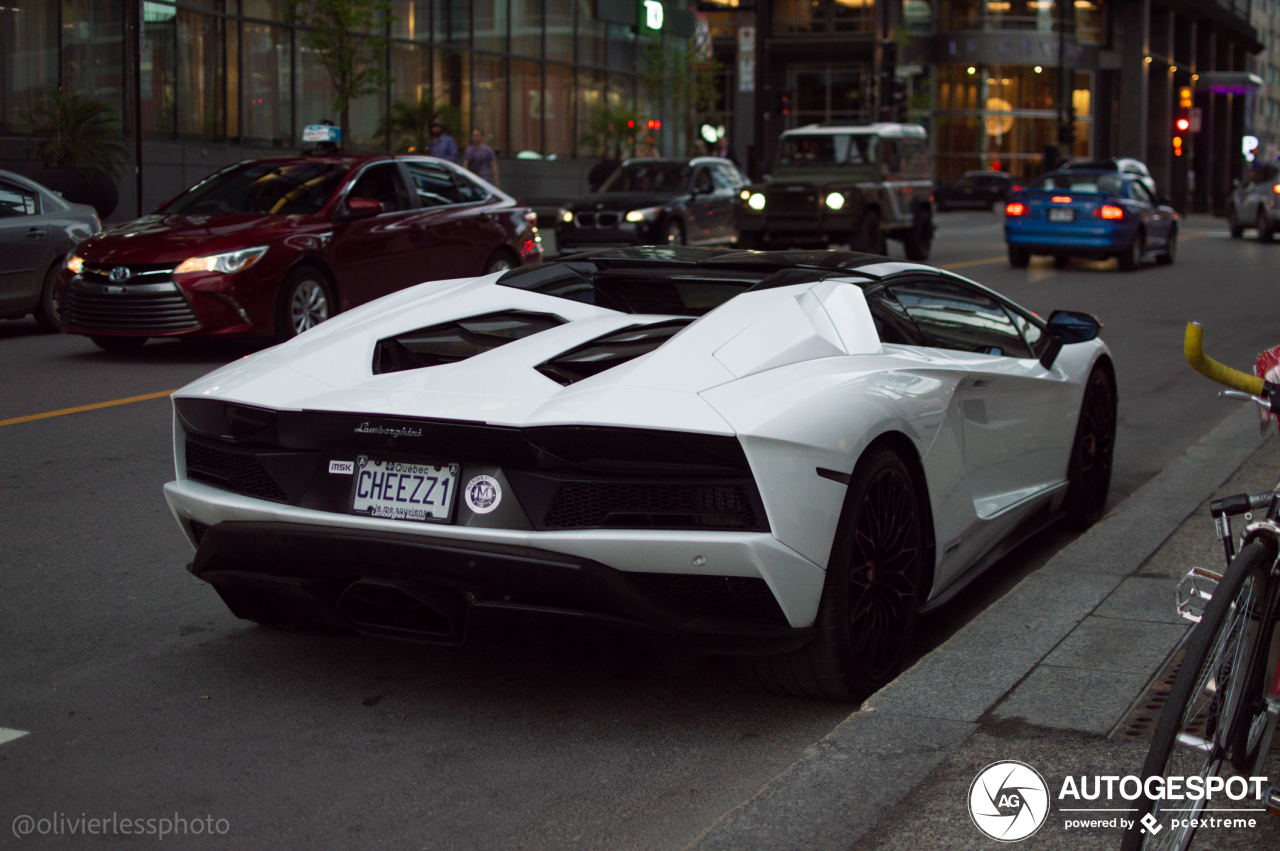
[941,256,1007,270]
[0,389,177,428]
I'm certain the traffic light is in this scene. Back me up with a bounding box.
[1174,85,1192,155]
[646,119,661,131]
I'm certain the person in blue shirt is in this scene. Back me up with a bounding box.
[426,119,457,162]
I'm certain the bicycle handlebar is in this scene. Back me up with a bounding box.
[1184,322,1266,396]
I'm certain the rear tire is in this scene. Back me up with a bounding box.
[1120,541,1273,851]
[1258,209,1274,242]
[90,335,146,352]
[32,264,61,332]
[1118,230,1144,270]
[1063,366,1116,528]
[1008,246,1030,268]
[903,212,933,261]
[1053,254,1070,268]
[1157,225,1177,265]
[740,446,924,702]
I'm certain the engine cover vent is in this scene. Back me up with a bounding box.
[535,319,693,386]
[372,310,565,375]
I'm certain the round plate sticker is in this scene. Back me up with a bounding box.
[464,475,502,514]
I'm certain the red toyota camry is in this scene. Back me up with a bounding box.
[58,154,542,349]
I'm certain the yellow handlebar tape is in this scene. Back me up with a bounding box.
[1184,322,1266,395]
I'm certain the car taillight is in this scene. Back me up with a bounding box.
[1096,205,1124,220]
[1051,195,1073,203]
[1005,202,1027,216]
[1012,185,1023,192]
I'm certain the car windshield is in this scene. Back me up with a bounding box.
[163,161,352,215]
[599,163,691,193]
[1032,173,1125,195]
[776,134,879,169]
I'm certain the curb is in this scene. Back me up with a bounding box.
[686,403,1269,851]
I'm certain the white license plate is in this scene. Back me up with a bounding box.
[351,456,459,522]
[1048,208,1075,222]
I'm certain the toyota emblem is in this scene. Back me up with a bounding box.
[108,266,131,282]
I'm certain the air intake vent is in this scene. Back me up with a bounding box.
[543,481,759,530]
[186,441,288,502]
[535,319,693,386]
[372,310,564,375]
[627,573,788,626]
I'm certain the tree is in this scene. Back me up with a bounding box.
[377,97,462,153]
[579,102,638,161]
[641,35,722,156]
[26,92,126,179]
[287,0,394,145]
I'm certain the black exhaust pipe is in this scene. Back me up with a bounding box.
[336,579,468,642]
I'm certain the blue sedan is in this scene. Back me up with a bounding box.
[1004,170,1178,270]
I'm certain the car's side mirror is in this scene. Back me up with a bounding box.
[1047,310,1102,343]
[343,197,382,219]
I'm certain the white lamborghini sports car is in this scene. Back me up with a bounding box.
[163,247,1115,701]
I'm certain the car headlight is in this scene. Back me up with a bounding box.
[747,192,766,211]
[66,254,85,274]
[559,208,574,223]
[825,192,845,211]
[625,207,661,223]
[739,189,751,200]
[173,246,269,275]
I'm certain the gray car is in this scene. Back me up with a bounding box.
[1227,162,1280,241]
[0,169,100,330]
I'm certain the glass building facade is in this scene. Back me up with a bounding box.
[0,0,650,158]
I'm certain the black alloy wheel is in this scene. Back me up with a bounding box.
[663,218,685,246]
[1258,209,1274,243]
[1064,366,1116,528]
[1118,230,1144,271]
[1157,225,1177,265]
[1008,245,1030,268]
[740,446,924,701]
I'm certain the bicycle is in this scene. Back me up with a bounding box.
[1120,322,1280,851]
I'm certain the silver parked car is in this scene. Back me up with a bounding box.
[0,169,100,331]
[1227,162,1280,241]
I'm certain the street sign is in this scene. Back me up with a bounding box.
[739,56,756,92]
[1188,107,1202,133]
[738,26,755,53]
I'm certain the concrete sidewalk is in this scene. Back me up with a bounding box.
[688,405,1280,850]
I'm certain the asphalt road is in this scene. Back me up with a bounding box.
[1,212,1276,850]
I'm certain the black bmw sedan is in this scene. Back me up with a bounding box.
[555,157,748,252]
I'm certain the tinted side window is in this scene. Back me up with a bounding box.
[0,182,38,217]
[1130,181,1153,204]
[889,278,1033,358]
[865,286,926,346]
[692,167,714,193]
[710,165,737,191]
[348,164,410,212]
[451,169,489,203]
[404,162,464,206]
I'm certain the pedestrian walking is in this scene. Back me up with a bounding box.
[463,128,500,187]
[427,118,457,162]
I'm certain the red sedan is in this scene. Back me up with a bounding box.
[58,154,542,349]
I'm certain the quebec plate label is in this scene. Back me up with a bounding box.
[351,456,458,523]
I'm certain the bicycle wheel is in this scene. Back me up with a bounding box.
[1120,540,1273,851]
[1230,586,1280,773]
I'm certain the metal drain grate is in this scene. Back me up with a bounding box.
[1116,647,1195,740]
